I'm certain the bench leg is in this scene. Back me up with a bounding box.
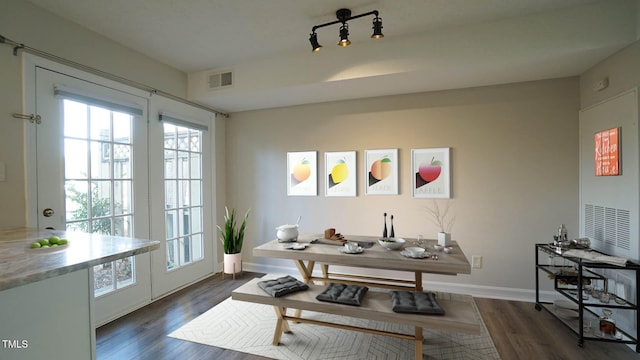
[293,260,316,319]
[272,306,291,345]
[414,327,423,360]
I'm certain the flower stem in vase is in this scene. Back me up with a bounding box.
[383,213,388,238]
[390,215,395,238]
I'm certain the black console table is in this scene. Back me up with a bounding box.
[535,243,640,351]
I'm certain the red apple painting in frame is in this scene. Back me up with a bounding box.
[412,148,451,198]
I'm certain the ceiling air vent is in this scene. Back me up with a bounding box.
[208,71,233,90]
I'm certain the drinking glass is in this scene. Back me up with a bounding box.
[416,234,424,248]
[615,283,627,305]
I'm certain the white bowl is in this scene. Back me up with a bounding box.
[433,244,444,252]
[378,238,406,250]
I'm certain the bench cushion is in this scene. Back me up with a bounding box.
[391,291,445,315]
[316,283,369,306]
[257,275,309,297]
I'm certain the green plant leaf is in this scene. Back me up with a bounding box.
[218,206,250,254]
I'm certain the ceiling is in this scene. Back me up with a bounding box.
[25,0,639,113]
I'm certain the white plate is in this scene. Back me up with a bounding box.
[400,250,430,259]
[341,247,364,254]
[284,243,307,250]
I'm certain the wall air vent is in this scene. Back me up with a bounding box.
[583,204,631,251]
[207,71,233,90]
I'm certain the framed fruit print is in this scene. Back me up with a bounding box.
[325,151,356,197]
[412,148,450,198]
[287,151,317,196]
[365,149,398,195]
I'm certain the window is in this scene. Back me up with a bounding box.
[61,98,138,296]
[163,123,205,270]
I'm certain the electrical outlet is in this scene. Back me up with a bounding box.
[472,255,482,269]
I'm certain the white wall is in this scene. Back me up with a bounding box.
[0,0,187,227]
[581,40,640,108]
[227,78,580,297]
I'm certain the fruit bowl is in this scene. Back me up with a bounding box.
[378,238,406,250]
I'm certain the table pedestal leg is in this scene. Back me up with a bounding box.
[414,327,423,360]
[415,271,423,292]
[321,264,329,285]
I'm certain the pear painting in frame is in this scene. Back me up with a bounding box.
[412,148,450,198]
[287,151,317,196]
[365,149,398,195]
[325,151,356,197]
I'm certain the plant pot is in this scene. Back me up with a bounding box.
[223,253,242,280]
[437,232,451,246]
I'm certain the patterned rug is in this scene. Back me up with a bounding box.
[169,297,500,360]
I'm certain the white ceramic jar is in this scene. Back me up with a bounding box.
[276,224,299,242]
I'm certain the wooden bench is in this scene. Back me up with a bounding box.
[231,275,482,360]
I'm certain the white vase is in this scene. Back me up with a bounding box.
[223,253,242,280]
[437,232,451,246]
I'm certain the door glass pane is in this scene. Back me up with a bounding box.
[63,100,88,138]
[166,239,178,270]
[65,180,88,221]
[65,139,88,179]
[62,99,137,297]
[89,107,111,140]
[114,144,131,178]
[91,141,111,179]
[163,123,205,271]
[114,215,132,237]
[92,181,112,217]
[113,180,132,215]
[113,112,131,144]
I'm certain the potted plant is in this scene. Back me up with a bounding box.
[217,206,249,278]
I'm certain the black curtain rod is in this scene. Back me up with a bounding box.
[0,34,230,118]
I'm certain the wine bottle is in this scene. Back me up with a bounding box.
[383,213,388,238]
[390,215,395,238]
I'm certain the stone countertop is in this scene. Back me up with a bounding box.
[0,227,160,292]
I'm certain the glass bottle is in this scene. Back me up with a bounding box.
[599,309,616,336]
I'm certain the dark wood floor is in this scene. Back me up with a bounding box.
[96,272,639,360]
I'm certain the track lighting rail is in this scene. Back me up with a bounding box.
[309,8,383,52]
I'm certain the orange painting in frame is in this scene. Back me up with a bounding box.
[594,127,620,176]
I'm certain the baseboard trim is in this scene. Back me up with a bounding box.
[243,261,558,303]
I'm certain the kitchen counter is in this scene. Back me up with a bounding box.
[0,227,160,291]
[0,227,160,360]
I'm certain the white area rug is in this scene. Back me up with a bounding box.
[169,296,501,360]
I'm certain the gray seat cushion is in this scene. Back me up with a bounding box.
[391,291,445,315]
[316,283,369,306]
[257,275,309,297]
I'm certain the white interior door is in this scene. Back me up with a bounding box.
[32,65,152,325]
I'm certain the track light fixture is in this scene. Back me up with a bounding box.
[309,8,383,52]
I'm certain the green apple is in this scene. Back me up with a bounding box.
[58,238,69,245]
[38,238,49,246]
[40,245,50,248]
[49,236,61,244]
[30,242,42,249]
